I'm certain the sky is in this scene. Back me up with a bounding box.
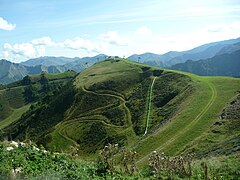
[0,0,240,62]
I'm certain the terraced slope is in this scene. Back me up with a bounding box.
[135,72,240,166]
[2,59,191,157]
[3,59,238,163]
[45,59,192,155]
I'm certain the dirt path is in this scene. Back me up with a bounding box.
[137,80,217,164]
[82,86,132,126]
[144,77,157,136]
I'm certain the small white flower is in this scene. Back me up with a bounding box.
[15,167,22,173]
[7,147,14,151]
[33,146,39,151]
[153,151,157,153]
[10,141,18,148]
[42,150,47,153]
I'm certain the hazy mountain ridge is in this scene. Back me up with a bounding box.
[128,37,240,67]
[0,54,107,84]
[1,38,240,85]
[170,50,240,77]
[20,56,77,67]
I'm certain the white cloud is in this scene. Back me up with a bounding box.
[63,37,102,53]
[99,31,129,46]
[2,21,240,62]
[0,17,16,31]
[3,42,45,60]
[31,37,54,46]
[135,26,152,37]
[120,21,240,56]
[1,36,107,62]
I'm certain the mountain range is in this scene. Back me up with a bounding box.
[0,54,106,84]
[128,37,240,67]
[171,50,240,77]
[0,37,240,84]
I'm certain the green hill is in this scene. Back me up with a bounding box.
[0,71,76,129]
[1,58,240,167]
[1,59,192,155]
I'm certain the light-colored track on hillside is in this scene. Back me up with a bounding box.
[55,86,133,143]
[143,77,157,136]
[82,86,132,127]
[137,80,217,164]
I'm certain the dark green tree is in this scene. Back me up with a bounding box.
[39,72,50,92]
[22,75,32,85]
[23,85,37,102]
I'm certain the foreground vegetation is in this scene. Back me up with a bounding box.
[1,141,239,179]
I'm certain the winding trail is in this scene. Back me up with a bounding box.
[143,77,157,136]
[55,85,133,143]
[82,86,132,127]
[137,80,217,164]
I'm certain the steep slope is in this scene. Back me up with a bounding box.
[0,59,67,84]
[2,59,192,156]
[182,93,240,157]
[0,71,76,129]
[217,42,240,55]
[135,71,240,166]
[2,59,239,165]
[0,59,28,84]
[170,50,240,77]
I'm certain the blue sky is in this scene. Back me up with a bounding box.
[0,0,240,62]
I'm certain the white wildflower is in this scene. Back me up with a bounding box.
[14,167,22,173]
[153,151,157,154]
[33,146,39,151]
[7,147,14,151]
[10,141,18,148]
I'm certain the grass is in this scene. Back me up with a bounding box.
[135,71,240,166]
[0,86,26,121]
[38,59,190,156]
[2,58,239,169]
[0,105,31,129]
[1,59,187,157]
[1,141,239,179]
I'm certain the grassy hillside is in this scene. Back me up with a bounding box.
[2,59,192,157]
[0,71,76,129]
[135,71,240,166]
[1,58,240,171]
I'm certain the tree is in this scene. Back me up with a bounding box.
[22,75,32,86]
[39,72,50,92]
[23,85,37,102]
[39,72,48,85]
